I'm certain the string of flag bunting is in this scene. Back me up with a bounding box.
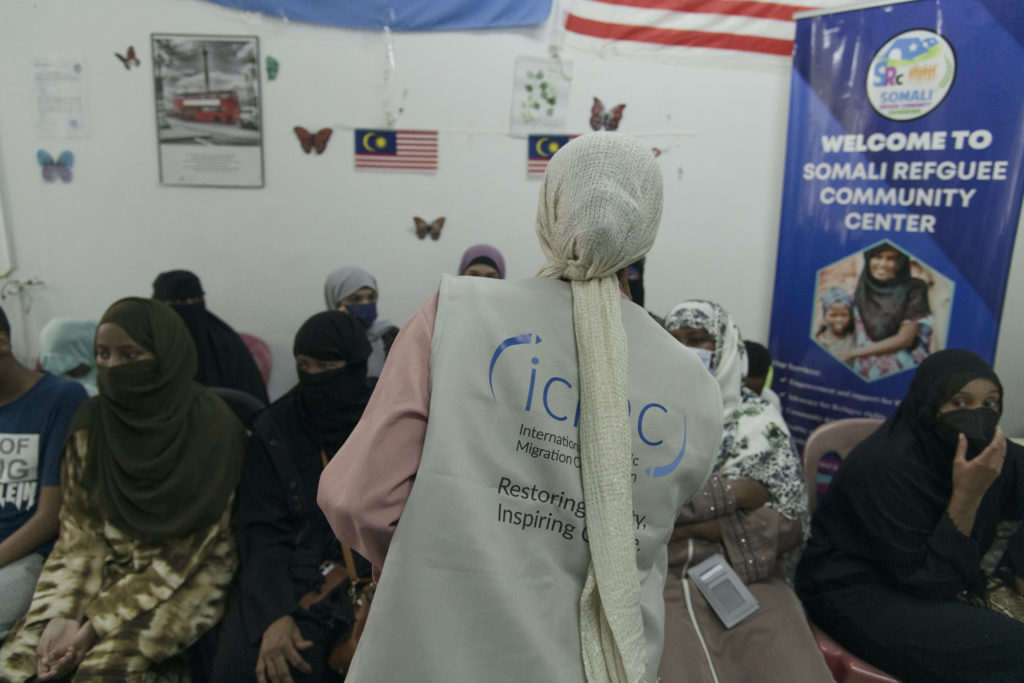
[342,128,669,176]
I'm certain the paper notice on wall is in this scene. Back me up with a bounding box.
[509,56,572,138]
[33,55,90,139]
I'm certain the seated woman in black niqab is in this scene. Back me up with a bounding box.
[796,349,1024,683]
[153,269,269,405]
[212,311,372,682]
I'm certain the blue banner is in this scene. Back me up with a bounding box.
[202,0,551,31]
[768,0,1024,446]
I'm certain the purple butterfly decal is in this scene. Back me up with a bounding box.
[37,150,74,183]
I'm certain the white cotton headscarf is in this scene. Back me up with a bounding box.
[536,132,663,683]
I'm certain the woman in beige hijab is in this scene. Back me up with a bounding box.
[319,133,722,683]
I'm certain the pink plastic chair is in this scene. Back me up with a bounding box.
[801,418,899,683]
[803,418,883,513]
[239,332,272,386]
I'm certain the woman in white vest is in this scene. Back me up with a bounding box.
[318,132,724,683]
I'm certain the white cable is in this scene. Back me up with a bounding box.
[682,539,719,683]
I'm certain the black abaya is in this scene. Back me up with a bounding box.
[796,350,1024,683]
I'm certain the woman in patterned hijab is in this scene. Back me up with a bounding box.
[663,300,806,516]
[658,299,828,683]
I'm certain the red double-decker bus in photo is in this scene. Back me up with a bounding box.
[172,90,241,124]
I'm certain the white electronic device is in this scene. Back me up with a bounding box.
[686,553,760,628]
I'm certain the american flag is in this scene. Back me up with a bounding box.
[528,134,577,176]
[563,0,843,64]
[354,129,438,172]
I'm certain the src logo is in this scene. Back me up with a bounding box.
[866,29,955,121]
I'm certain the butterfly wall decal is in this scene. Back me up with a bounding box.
[37,150,74,183]
[414,217,445,241]
[590,97,626,131]
[115,46,140,70]
[294,127,332,154]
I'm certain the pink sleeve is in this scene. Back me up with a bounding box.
[318,292,438,578]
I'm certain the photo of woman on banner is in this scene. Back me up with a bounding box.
[835,241,934,380]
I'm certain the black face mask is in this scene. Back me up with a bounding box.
[295,365,370,451]
[297,366,367,411]
[933,409,999,460]
[97,359,161,409]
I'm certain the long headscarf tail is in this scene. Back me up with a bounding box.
[534,132,661,683]
[573,276,646,683]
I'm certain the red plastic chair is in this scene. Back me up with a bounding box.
[809,620,847,681]
[239,332,272,386]
[801,418,899,683]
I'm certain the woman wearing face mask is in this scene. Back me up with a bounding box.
[323,267,399,387]
[796,349,1024,682]
[841,241,932,380]
[659,300,830,682]
[212,311,371,682]
[38,318,99,396]
[0,298,244,681]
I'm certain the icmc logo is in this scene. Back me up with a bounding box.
[866,29,955,121]
[488,333,687,478]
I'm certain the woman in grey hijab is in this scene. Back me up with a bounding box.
[323,266,399,385]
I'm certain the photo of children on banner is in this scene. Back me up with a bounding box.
[812,240,953,381]
[814,287,855,360]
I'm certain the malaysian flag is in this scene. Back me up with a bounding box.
[528,135,576,176]
[354,129,438,172]
[563,0,848,65]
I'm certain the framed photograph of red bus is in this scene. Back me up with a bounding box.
[151,33,264,187]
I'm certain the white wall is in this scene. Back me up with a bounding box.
[1,0,1022,435]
